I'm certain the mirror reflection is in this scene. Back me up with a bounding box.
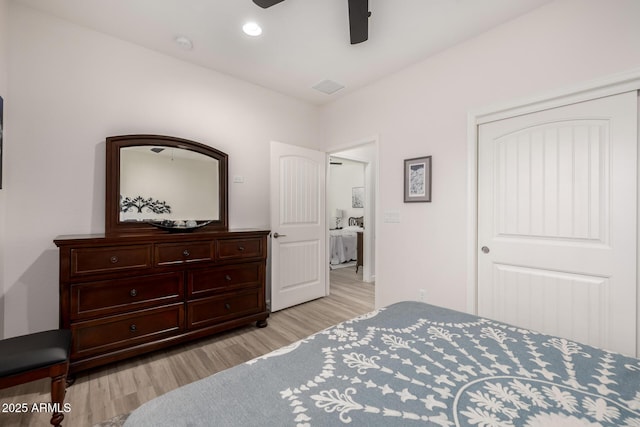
[119,146,220,223]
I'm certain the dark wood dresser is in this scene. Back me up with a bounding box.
[54,229,269,373]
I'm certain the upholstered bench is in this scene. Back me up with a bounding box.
[0,329,72,427]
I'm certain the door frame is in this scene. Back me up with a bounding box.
[466,67,640,354]
[326,136,379,298]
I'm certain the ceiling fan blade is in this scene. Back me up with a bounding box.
[348,0,370,44]
[253,0,286,8]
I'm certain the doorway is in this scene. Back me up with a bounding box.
[328,156,365,275]
[327,141,377,295]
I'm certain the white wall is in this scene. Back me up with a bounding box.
[2,3,320,337]
[0,0,9,338]
[320,0,640,311]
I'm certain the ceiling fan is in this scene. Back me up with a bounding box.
[252,0,371,45]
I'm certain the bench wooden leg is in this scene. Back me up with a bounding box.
[50,372,67,427]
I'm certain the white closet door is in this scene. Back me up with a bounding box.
[478,91,638,357]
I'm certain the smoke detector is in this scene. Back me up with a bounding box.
[174,35,194,50]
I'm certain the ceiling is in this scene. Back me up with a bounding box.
[16,0,553,105]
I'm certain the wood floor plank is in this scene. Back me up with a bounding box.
[0,267,373,426]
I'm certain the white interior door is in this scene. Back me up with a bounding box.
[270,141,327,312]
[478,91,638,356]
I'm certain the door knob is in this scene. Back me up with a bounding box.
[481,246,490,254]
[273,232,287,239]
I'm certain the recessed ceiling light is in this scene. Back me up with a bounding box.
[174,35,193,50]
[242,22,262,37]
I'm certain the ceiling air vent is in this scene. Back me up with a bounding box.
[312,80,345,95]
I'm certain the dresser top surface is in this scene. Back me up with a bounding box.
[54,228,270,247]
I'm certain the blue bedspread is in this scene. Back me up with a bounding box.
[124,301,640,426]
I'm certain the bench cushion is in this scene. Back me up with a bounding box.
[0,330,71,377]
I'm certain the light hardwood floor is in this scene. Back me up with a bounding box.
[0,266,373,427]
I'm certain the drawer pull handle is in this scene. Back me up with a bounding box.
[130,289,138,297]
[225,275,232,281]
[110,256,119,264]
[238,246,245,252]
[183,249,190,257]
[225,303,231,310]
[129,324,137,332]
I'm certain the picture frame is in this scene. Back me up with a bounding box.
[404,156,431,203]
[352,186,364,208]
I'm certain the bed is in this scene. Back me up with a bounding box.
[330,217,364,266]
[124,301,640,426]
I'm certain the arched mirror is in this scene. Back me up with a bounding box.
[105,134,228,235]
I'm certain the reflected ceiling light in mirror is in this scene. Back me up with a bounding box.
[242,22,262,37]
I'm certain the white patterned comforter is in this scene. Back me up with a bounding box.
[330,227,361,265]
[124,301,640,427]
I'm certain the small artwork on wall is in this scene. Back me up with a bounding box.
[404,156,432,202]
[352,187,364,208]
[0,95,3,189]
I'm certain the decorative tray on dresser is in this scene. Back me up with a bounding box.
[55,230,269,373]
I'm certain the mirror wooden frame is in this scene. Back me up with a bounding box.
[105,134,228,235]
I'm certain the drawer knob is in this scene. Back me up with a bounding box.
[183,249,190,257]
[237,246,245,252]
[130,289,138,297]
[110,256,119,264]
[225,275,232,281]
[129,324,137,332]
[225,303,231,310]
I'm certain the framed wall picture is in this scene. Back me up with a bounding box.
[404,156,431,202]
[352,187,364,208]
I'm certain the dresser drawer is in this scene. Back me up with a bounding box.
[71,304,184,358]
[155,242,212,266]
[70,244,152,277]
[70,272,183,320]
[187,289,262,329]
[188,262,262,298]
[216,238,263,260]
